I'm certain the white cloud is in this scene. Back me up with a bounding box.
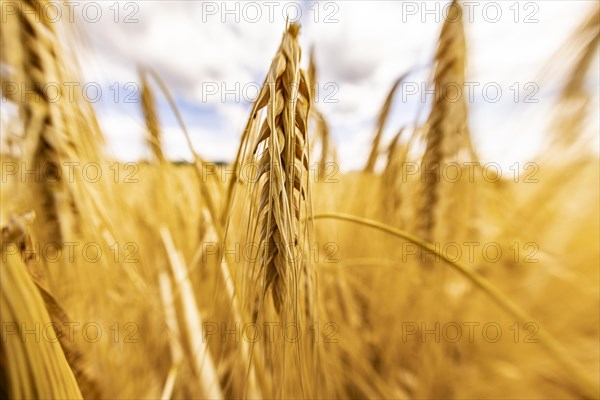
[69,0,598,170]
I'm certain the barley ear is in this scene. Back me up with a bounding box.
[245,23,312,314]
[364,74,407,172]
[139,67,165,163]
[551,4,599,148]
[418,0,468,243]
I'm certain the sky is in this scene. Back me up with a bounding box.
[54,1,600,170]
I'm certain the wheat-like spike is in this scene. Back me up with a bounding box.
[364,74,406,173]
[2,212,102,398]
[315,109,332,177]
[306,48,335,178]
[1,216,83,399]
[242,25,314,397]
[1,0,67,244]
[418,0,467,243]
[34,286,101,399]
[2,0,113,245]
[139,68,165,163]
[384,128,405,173]
[382,127,407,216]
[307,45,317,99]
[248,23,312,313]
[551,4,599,148]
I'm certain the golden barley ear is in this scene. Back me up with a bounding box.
[1,215,83,399]
[364,74,407,173]
[418,0,472,244]
[314,109,335,177]
[1,0,113,246]
[382,127,408,224]
[306,48,336,178]
[550,3,599,148]
[1,0,72,244]
[1,212,102,398]
[241,23,312,314]
[139,67,165,163]
[307,45,317,99]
